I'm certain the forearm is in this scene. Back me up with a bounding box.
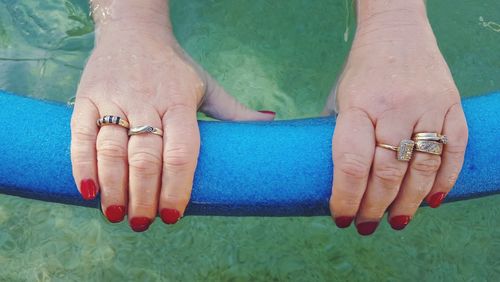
[89,0,174,45]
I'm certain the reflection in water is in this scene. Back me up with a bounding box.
[479,16,500,32]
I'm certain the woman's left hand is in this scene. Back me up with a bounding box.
[324,1,468,235]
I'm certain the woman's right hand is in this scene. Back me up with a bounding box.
[71,0,275,232]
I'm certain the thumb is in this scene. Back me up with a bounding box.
[322,82,339,116]
[198,71,276,121]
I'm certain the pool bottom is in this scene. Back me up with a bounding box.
[0,193,499,280]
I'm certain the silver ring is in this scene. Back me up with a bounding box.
[413,132,448,144]
[128,125,163,137]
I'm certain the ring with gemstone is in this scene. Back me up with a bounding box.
[128,125,163,137]
[377,139,415,161]
[97,115,130,129]
[412,132,448,144]
[414,140,443,155]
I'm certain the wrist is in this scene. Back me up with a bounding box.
[352,0,436,47]
[355,0,430,37]
[92,0,176,45]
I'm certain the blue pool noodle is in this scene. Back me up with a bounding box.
[0,90,499,216]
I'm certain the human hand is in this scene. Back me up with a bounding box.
[325,0,468,235]
[71,0,275,232]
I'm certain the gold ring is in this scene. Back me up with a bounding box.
[377,139,415,161]
[414,140,443,155]
[128,125,163,137]
[97,115,130,129]
[413,132,448,144]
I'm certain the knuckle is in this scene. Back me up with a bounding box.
[332,185,364,209]
[71,157,94,169]
[445,142,467,157]
[412,157,441,176]
[336,153,371,180]
[448,131,468,154]
[336,196,362,211]
[70,144,94,165]
[164,144,197,172]
[129,151,162,176]
[442,87,460,98]
[374,164,406,184]
[166,98,196,113]
[71,125,97,142]
[96,139,127,160]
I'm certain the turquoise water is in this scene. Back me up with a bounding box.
[0,0,499,280]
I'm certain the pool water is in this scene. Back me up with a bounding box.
[0,0,499,280]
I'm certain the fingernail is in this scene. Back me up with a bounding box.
[427,192,446,208]
[160,208,181,225]
[258,110,276,116]
[80,179,97,200]
[129,217,151,232]
[389,215,411,230]
[105,205,126,223]
[356,221,379,236]
[334,216,354,228]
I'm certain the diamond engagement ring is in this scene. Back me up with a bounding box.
[377,139,415,161]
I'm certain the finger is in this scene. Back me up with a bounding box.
[127,109,163,232]
[330,109,375,228]
[356,112,413,236]
[159,103,200,224]
[70,97,100,201]
[426,103,468,208]
[198,71,276,121]
[95,104,129,223]
[388,111,445,230]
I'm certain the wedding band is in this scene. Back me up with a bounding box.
[97,115,130,128]
[377,139,415,161]
[413,132,448,144]
[128,125,163,137]
[414,140,443,155]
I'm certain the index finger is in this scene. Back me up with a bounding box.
[330,109,375,228]
[159,103,200,224]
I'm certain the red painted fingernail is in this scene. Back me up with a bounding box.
[160,208,181,225]
[105,205,126,223]
[427,192,446,208]
[389,215,411,230]
[258,110,276,115]
[129,217,151,232]
[334,216,354,228]
[80,179,97,200]
[356,221,379,236]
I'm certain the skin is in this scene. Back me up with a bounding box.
[325,0,468,234]
[72,0,468,234]
[71,0,275,231]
